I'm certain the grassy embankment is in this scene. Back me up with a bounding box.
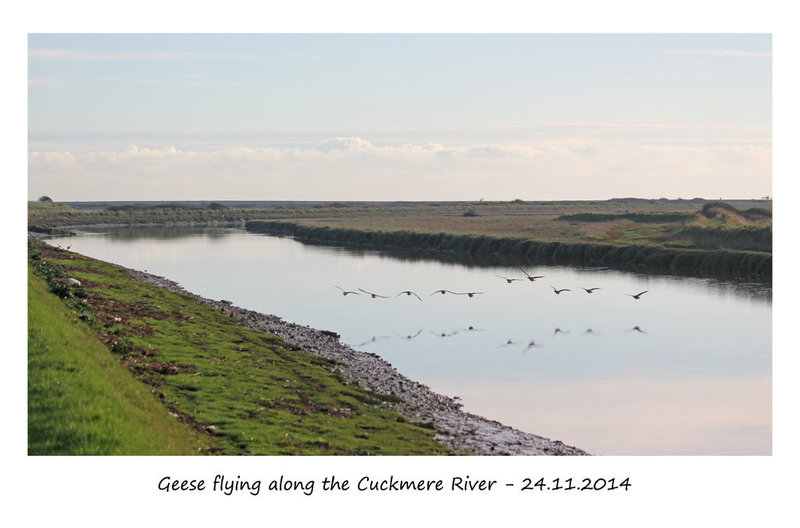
[245,201,772,282]
[28,240,449,455]
[28,265,203,455]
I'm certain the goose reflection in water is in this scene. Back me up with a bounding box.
[523,340,542,352]
[396,329,423,340]
[431,330,459,338]
[456,325,484,333]
[357,335,391,346]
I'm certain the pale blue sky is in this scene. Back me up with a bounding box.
[28,34,772,200]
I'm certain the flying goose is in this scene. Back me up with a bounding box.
[520,269,545,281]
[453,291,484,298]
[496,275,523,283]
[396,290,423,301]
[429,289,457,296]
[581,287,601,294]
[550,286,571,294]
[335,285,359,296]
[358,288,390,299]
[625,290,649,299]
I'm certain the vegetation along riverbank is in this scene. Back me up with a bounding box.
[29,198,771,282]
[245,200,771,283]
[28,239,584,455]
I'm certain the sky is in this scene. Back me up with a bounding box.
[28,33,772,201]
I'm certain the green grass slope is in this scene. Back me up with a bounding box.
[28,240,448,455]
[28,266,204,455]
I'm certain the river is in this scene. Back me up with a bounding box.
[45,225,772,455]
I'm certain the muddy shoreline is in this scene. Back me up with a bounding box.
[122,266,588,456]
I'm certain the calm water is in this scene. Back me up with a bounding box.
[46,226,772,455]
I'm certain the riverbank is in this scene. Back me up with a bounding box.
[28,238,586,455]
[246,219,771,283]
[28,199,771,283]
[124,266,587,455]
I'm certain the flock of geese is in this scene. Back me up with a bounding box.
[335,268,649,301]
[337,268,650,350]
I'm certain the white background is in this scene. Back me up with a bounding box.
[5,1,795,526]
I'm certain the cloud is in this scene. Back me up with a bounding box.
[28,138,772,202]
[317,137,374,152]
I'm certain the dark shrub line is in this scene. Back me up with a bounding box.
[556,212,694,223]
[246,220,771,283]
[679,225,772,252]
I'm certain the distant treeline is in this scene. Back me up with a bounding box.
[105,202,229,211]
[246,220,771,283]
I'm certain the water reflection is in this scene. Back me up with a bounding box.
[45,226,772,455]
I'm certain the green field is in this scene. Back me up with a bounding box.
[28,240,449,455]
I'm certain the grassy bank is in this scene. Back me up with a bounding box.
[28,240,449,455]
[28,265,204,454]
